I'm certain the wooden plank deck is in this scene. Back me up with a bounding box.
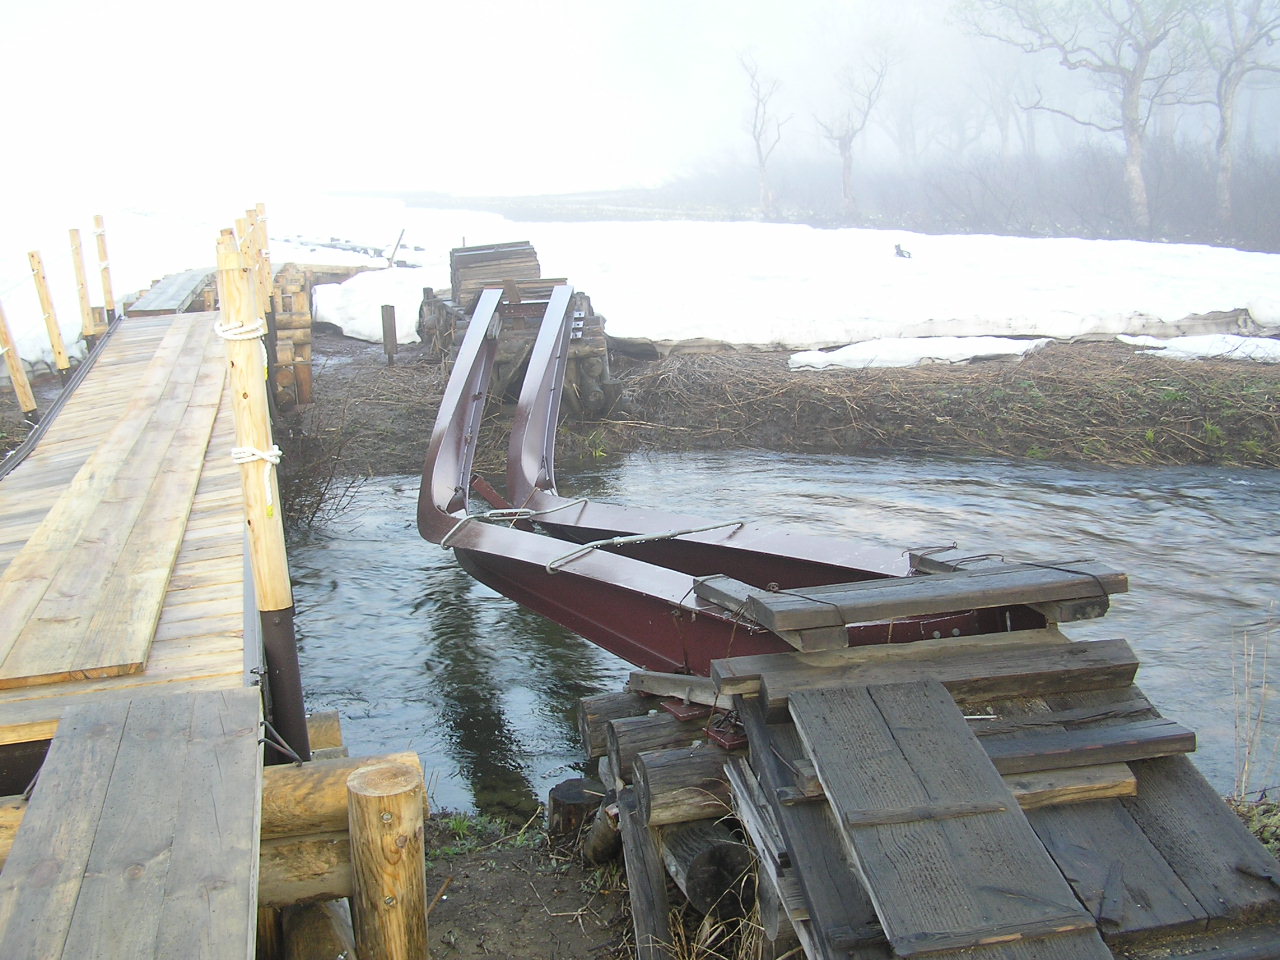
[0,688,262,958]
[0,312,247,747]
[789,679,1110,958]
[126,268,213,317]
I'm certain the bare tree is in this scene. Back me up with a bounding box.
[967,0,1202,236]
[1194,0,1280,229]
[815,55,890,219]
[742,56,792,219]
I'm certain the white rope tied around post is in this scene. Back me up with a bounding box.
[214,315,267,340]
[231,444,283,517]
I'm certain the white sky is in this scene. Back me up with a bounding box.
[0,0,920,206]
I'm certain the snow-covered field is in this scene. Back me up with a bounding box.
[3,193,1279,372]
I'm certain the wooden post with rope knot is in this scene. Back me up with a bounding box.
[215,226,310,763]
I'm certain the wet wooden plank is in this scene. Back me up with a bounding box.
[1028,798,1207,939]
[789,680,1109,958]
[1123,756,1280,927]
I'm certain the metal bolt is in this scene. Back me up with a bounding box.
[384,896,396,906]
[381,812,393,823]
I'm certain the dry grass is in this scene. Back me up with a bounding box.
[606,343,1280,466]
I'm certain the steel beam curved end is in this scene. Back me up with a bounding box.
[507,285,574,507]
[418,289,503,542]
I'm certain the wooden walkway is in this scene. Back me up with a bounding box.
[0,689,262,959]
[0,311,248,747]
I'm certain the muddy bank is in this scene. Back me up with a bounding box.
[277,329,1280,521]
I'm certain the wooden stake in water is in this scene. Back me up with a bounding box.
[0,299,38,421]
[28,251,70,383]
[93,215,116,325]
[69,229,96,347]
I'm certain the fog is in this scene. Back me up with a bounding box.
[2,0,1278,245]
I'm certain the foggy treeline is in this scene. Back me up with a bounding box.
[658,0,1280,252]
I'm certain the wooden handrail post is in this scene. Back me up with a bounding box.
[0,300,38,423]
[28,252,71,384]
[346,762,428,960]
[93,215,116,325]
[69,229,96,348]
[215,227,310,764]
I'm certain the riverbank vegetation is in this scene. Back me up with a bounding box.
[274,332,1280,528]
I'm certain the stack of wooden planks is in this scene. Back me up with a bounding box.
[449,241,540,313]
[581,631,1280,959]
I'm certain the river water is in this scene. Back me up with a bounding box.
[289,452,1280,818]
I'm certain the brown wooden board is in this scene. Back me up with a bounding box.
[617,787,672,960]
[0,689,262,959]
[735,562,1126,632]
[789,680,1110,958]
[712,628,1071,699]
[721,637,1138,717]
[1122,756,1280,928]
[1028,798,1208,940]
[981,717,1195,774]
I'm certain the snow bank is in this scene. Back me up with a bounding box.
[789,336,1052,370]
[5,194,1280,369]
[1118,334,1280,362]
[313,267,436,344]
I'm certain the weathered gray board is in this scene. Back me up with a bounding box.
[696,561,1125,634]
[715,635,1140,716]
[789,679,1112,958]
[0,689,263,959]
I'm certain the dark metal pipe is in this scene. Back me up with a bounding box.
[260,605,311,764]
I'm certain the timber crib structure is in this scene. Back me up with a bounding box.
[414,277,1280,958]
[0,207,429,959]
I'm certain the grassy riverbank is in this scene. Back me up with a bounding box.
[271,331,1279,527]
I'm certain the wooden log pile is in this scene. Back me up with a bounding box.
[576,631,1280,959]
[421,246,614,416]
[450,241,540,313]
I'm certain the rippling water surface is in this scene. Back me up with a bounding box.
[290,453,1280,816]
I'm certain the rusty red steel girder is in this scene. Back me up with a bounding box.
[418,285,1043,675]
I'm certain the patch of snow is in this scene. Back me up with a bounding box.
[312,267,434,344]
[789,336,1052,370]
[1117,334,1280,362]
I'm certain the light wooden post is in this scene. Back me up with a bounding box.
[93,215,116,325]
[69,229,97,347]
[381,305,397,366]
[346,762,428,960]
[254,203,273,315]
[28,252,70,382]
[215,228,310,763]
[0,300,37,422]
